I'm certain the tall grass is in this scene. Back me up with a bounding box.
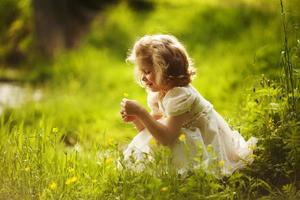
[0,0,299,199]
[280,0,298,112]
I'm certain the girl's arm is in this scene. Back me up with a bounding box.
[121,98,188,146]
[134,114,162,131]
[121,111,163,132]
[137,108,188,146]
[131,118,145,132]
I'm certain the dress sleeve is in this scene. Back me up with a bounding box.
[163,87,196,116]
[147,91,161,115]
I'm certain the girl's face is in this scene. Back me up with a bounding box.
[137,60,160,92]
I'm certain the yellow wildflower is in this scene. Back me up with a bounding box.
[150,138,157,146]
[52,127,58,133]
[65,176,78,185]
[207,144,213,152]
[108,138,114,145]
[92,179,97,183]
[178,133,186,142]
[49,181,57,190]
[105,157,113,165]
[247,154,257,160]
[248,144,256,151]
[218,160,225,168]
[113,187,118,193]
[161,187,168,192]
[123,92,129,97]
[24,167,30,172]
[68,168,75,173]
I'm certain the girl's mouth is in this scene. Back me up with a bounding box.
[146,83,153,87]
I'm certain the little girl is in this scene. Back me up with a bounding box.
[120,34,257,175]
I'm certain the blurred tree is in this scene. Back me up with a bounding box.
[127,0,154,11]
[0,0,155,67]
[0,0,32,66]
[32,0,118,57]
[32,0,155,57]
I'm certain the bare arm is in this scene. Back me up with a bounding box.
[121,98,188,146]
[131,118,145,132]
[121,111,162,132]
[136,108,189,146]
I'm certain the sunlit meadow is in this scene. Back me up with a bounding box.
[0,0,299,199]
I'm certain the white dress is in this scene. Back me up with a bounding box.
[123,85,257,175]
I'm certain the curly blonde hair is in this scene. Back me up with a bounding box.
[127,34,196,88]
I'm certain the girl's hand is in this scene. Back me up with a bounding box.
[120,110,137,122]
[120,98,144,117]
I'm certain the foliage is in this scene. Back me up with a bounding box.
[0,0,33,66]
[0,0,299,199]
[240,75,299,185]
[238,0,300,197]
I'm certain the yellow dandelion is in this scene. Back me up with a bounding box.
[207,144,213,152]
[24,167,30,172]
[149,138,156,146]
[178,133,186,142]
[123,92,129,97]
[96,161,102,166]
[161,187,168,192]
[218,160,225,168]
[49,181,57,190]
[248,144,256,151]
[108,138,114,145]
[68,168,75,173]
[52,127,58,133]
[248,154,256,160]
[65,176,78,185]
[113,187,118,193]
[105,157,114,165]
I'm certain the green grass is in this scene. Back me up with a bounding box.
[0,0,299,199]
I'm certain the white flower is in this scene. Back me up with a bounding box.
[74,143,81,152]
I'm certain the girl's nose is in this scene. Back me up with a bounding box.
[142,76,147,82]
